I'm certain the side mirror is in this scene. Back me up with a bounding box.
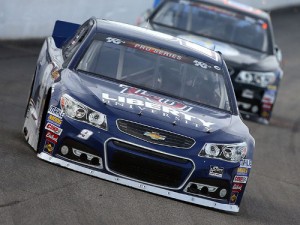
[275,45,282,63]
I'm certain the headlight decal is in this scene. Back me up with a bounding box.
[235,71,276,88]
[199,142,247,163]
[60,94,108,130]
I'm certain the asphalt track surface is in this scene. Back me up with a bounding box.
[0,7,300,225]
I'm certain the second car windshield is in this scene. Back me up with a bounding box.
[152,1,270,52]
[77,37,231,112]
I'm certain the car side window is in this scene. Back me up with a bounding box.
[62,19,94,61]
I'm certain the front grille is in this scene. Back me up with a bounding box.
[106,140,194,188]
[117,120,195,149]
[113,141,189,164]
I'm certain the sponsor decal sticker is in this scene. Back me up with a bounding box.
[229,192,239,205]
[193,60,222,72]
[48,114,62,126]
[237,167,248,176]
[262,111,270,118]
[44,140,55,153]
[46,131,59,143]
[209,165,224,178]
[122,86,193,112]
[101,85,215,129]
[268,85,277,90]
[193,60,209,69]
[98,34,220,70]
[233,175,248,184]
[45,122,62,135]
[262,103,272,110]
[51,71,60,80]
[48,105,64,119]
[240,159,252,168]
[242,89,254,99]
[232,183,243,192]
[132,43,183,61]
[106,37,125,45]
[77,129,93,140]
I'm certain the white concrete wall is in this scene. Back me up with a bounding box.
[0,0,153,40]
[1,0,300,40]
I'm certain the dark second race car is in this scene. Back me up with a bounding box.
[23,17,254,212]
[138,0,284,124]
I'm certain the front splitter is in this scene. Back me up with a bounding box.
[37,152,239,212]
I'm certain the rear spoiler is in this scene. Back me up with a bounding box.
[52,20,80,48]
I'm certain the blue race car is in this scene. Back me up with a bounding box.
[23,18,254,212]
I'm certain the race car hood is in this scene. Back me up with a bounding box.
[62,70,233,134]
[177,34,279,71]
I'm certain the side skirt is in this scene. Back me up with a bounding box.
[23,101,39,150]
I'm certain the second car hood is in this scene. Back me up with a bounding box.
[65,71,233,133]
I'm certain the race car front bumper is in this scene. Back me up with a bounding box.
[234,85,278,124]
[37,151,240,212]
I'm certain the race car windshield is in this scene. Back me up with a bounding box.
[77,38,231,112]
[152,1,270,52]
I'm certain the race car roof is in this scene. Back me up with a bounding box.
[188,0,270,20]
[95,19,222,65]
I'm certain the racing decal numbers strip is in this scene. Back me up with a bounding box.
[100,34,222,74]
[37,152,239,212]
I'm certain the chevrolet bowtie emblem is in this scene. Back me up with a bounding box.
[143,132,166,141]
